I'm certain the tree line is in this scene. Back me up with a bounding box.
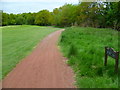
[2,2,120,30]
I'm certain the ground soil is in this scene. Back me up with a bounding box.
[2,29,75,88]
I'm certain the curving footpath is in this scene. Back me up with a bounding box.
[2,29,75,88]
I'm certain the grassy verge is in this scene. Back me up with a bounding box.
[59,27,118,88]
[0,27,2,80]
[2,25,60,79]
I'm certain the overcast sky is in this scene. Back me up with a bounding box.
[1,0,79,14]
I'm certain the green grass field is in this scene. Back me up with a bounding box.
[59,27,118,88]
[2,25,60,79]
[0,27,2,80]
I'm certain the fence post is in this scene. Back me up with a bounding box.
[115,51,119,73]
[104,47,108,66]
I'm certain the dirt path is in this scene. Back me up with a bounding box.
[2,29,75,88]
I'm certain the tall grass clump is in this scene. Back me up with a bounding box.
[59,27,119,88]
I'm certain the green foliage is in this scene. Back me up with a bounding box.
[26,15,35,25]
[8,14,16,25]
[2,2,120,30]
[2,12,9,26]
[2,25,60,79]
[59,27,118,88]
[105,2,120,30]
[35,10,52,26]
[0,10,2,26]
[16,14,25,25]
[52,4,77,27]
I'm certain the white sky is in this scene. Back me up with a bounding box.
[1,0,78,3]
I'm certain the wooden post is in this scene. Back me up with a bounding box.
[104,47,108,66]
[104,47,119,73]
[115,51,119,73]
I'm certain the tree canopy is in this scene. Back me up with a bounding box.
[2,2,120,30]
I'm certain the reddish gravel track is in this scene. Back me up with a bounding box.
[2,29,75,88]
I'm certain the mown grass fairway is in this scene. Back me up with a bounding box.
[59,27,118,88]
[2,25,60,79]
